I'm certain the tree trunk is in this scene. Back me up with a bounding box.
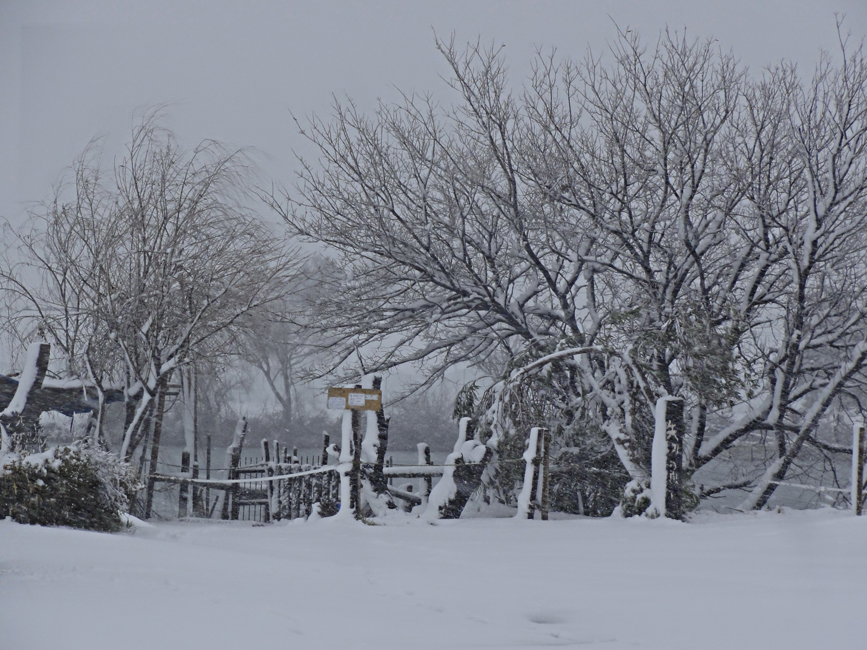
[121,390,154,462]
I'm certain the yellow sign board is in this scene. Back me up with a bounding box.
[326,387,383,411]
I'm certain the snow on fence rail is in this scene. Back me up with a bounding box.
[767,481,849,494]
[658,412,867,516]
[761,421,866,512]
[147,404,867,524]
[146,403,463,522]
[146,409,504,523]
[151,465,335,486]
[150,460,464,522]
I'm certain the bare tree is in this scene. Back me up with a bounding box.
[238,255,339,435]
[273,28,867,516]
[722,37,867,510]
[2,143,123,441]
[3,113,299,470]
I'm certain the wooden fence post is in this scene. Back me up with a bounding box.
[530,431,542,519]
[417,443,432,499]
[221,417,247,520]
[178,449,190,518]
[308,476,313,517]
[370,376,391,498]
[321,433,330,466]
[191,459,200,517]
[336,408,353,518]
[231,430,246,521]
[350,407,362,518]
[275,439,285,520]
[262,439,273,523]
[515,427,541,520]
[853,421,865,516]
[205,434,212,518]
[540,428,551,521]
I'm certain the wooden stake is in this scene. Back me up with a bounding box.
[191,461,200,517]
[516,428,541,520]
[191,365,199,517]
[178,449,190,518]
[221,418,247,520]
[420,443,432,498]
[853,421,865,516]
[371,376,392,498]
[262,439,273,523]
[528,434,541,520]
[350,407,362,518]
[540,428,551,521]
[205,434,212,518]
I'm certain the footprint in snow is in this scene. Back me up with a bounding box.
[527,611,570,625]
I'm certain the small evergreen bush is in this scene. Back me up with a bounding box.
[0,444,141,532]
[619,478,652,517]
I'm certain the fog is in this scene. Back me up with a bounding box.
[2,1,865,229]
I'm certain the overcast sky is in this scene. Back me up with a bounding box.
[2,0,866,229]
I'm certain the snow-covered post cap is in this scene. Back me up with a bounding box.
[334,407,355,520]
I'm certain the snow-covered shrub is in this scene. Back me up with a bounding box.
[473,364,629,516]
[480,427,627,517]
[482,426,526,507]
[618,479,652,518]
[549,446,630,517]
[0,443,141,531]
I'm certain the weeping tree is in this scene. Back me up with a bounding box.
[1,148,123,443]
[2,112,299,472]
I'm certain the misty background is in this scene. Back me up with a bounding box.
[4,1,866,230]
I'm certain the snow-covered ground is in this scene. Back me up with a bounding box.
[2,509,865,649]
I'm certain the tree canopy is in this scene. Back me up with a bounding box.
[273,29,867,516]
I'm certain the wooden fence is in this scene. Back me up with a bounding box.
[146,428,447,523]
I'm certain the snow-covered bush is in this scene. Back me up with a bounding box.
[473,366,629,517]
[0,443,141,531]
[549,446,630,517]
[618,479,652,518]
[479,428,627,517]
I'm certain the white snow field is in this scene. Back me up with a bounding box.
[2,509,865,649]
